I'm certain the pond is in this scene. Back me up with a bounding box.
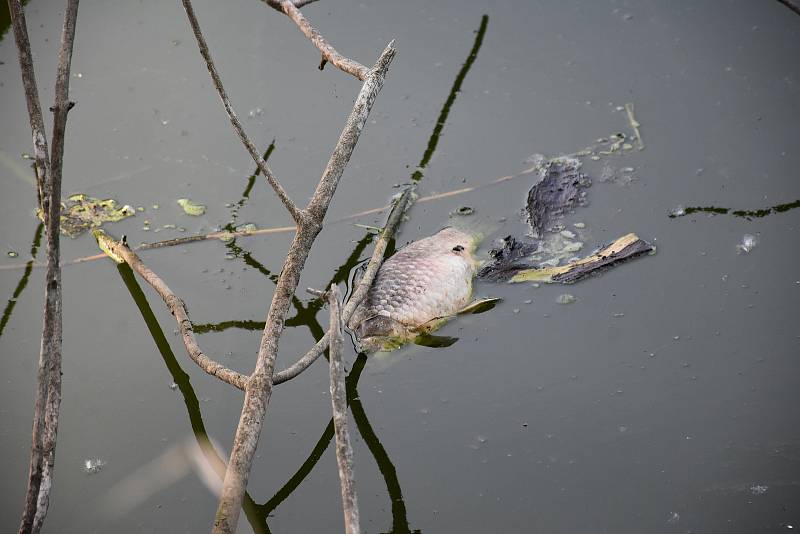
[1,0,799,532]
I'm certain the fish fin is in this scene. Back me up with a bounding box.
[413,334,459,348]
[457,297,502,315]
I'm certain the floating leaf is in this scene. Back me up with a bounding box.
[177,198,206,216]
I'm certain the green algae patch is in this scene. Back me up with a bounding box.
[177,198,206,216]
[38,194,136,238]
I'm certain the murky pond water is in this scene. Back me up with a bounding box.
[2,0,799,532]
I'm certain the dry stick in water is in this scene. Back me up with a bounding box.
[98,237,249,390]
[0,169,529,273]
[10,0,79,532]
[180,0,304,226]
[178,0,397,526]
[275,0,370,80]
[273,186,411,385]
[213,45,395,533]
[327,285,360,534]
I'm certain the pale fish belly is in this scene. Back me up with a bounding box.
[348,227,477,347]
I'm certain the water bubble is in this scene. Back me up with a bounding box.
[83,458,106,474]
[573,222,586,229]
[248,107,264,118]
[7,251,18,258]
[169,382,178,390]
[556,294,576,305]
[737,234,757,254]
[750,484,768,495]
[667,512,680,524]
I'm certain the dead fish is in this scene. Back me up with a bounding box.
[348,227,497,352]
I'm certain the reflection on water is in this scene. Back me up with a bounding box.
[0,223,42,338]
[117,13,490,530]
[116,263,268,533]
[669,198,800,219]
[410,15,488,183]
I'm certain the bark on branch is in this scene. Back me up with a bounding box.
[272,186,411,385]
[180,0,305,225]
[97,236,249,391]
[10,0,79,532]
[327,285,360,534]
[211,42,396,534]
[274,0,370,80]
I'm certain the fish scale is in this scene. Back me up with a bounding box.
[348,227,478,350]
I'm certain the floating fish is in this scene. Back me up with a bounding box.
[348,227,500,352]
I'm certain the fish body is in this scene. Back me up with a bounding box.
[348,227,479,352]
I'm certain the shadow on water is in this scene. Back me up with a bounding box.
[0,222,43,338]
[111,13,489,531]
[0,0,30,43]
[410,14,488,182]
[115,263,270,533]
[223,140,276,233]
[669,198,800,219]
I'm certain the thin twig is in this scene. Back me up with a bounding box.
[327,284,360,534]
[261,0,318,12]
[180,0,305,225]
[777,0,800,16]
[275,0,370,80]
[11,0,79,532]
[0,168,530,273]
[273,186,411,385]
[212,42,395,534]
[7,0,49,210]
[97,236,249,390]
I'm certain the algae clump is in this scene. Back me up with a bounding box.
[38,194,136,238]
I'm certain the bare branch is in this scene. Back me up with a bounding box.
[327,284,360,534]
[275,0,370,80]
[180,0,305,225]
[777,0,800,16]
[273,186,411,385]
[212,42,395,534]
[261,0,318,12]
[7,0,50,209]
[97,235,249,391]
[11,0,79,531]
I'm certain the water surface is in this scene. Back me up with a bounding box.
[1,0,799,532]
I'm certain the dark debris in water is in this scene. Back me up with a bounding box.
[669,199,800,219]
[526,157,591,237]
[477,236,538,282]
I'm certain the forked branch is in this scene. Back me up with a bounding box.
[274,0,370,80]
[95,234,249,391]
[273,186,411,385]
[10,0,79,532]
[211,40,396,534]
